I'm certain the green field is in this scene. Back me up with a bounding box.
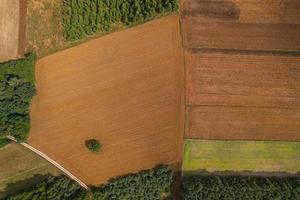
[183,139,300,173]
[0,143,61,198]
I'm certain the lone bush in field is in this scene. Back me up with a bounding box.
[63,0,179,41]
[86,139,102,153]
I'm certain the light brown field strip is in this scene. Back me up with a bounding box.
[0,0,20,62]
[28,15,184,185]
[186,51,300,108]
[186,106,300,141]
[181,0,300,51]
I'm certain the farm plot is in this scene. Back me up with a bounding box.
[0,0,26,62]
[0,143,61,198]
[182,0,300,141]
[183,140,300,173]
[181,0,300,51]
[28,15,184,185]
[185,51,300,140]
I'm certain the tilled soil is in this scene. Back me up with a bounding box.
[28,15,185,185]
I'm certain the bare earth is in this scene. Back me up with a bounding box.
[181,0,300,51]
[0,0,20,62]
[182,0,300,141]
[28,15,184,185]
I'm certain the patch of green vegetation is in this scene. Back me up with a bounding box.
[183,139,300,173]
[182,175,300,200]
[0,54,36,141]
[2,176,88,200]
[0,139,10,149]
[3,165,173,200]
[93,165,173,200]
[63,0,179,41]
[0,143,61,198]
[85,139,102,153]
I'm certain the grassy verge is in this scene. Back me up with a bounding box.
[0,143,61,198]
[183,139,300,173]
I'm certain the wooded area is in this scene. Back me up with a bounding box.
[63,0,178,40]
[182,175,300,200]
[0,54,36,141]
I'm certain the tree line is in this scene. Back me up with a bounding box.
[2,165,173,200]
[63,0,178,40]
[3,176,88,200]
[0,53,36,141]
[182,175,300,200]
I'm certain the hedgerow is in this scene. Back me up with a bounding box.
[93,165,173,200]
[63,0,178,41]
[182,175,300,200]
[0,138,10,149]
[0,54,36,141]
[2,166,173,200]
[3,176,88,200]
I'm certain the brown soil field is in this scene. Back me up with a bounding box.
[182,0,300,141]
[0,0,21,62]
[181,0,300,51]
[28,15,184,185]
[186,51,300,108]
[186,106,300,141]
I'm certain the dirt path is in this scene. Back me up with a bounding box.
[7,136,90,190]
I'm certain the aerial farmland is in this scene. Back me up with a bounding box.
[0,0,299,199]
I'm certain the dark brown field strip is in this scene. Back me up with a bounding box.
[186,106,300,141]
[186,52,300,108]
[181,0,300,51]
[18,0,27,56]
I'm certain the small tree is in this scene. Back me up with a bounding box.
[85,139,102,153]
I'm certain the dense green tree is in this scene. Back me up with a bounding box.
[63,0,178,41]
[182,175,300,200]
[86,139,102,153]
[93,165,173,200]
[0,53,36,141]
[3,176,88,200]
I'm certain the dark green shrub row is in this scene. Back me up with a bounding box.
[0,54,36,141]
[63,0,178,40]
[2,165,173,200]
[0,138,10,149]
[3,176,88,200]
[93,165,173,200]
[182,175,300,200]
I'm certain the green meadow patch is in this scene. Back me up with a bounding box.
[183,139,300,173]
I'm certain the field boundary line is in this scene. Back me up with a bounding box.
[6,136,90,191]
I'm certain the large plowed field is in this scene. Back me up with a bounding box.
[183,0,300,141]
[28,15,184,185]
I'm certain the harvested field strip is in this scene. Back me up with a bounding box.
[0,0,20,62]
[183,140,300,173]
[0,143,61,198]
[181,0,300,51]
[28,15,184,185]
[185,51,300,108]
[186,106,300,141]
